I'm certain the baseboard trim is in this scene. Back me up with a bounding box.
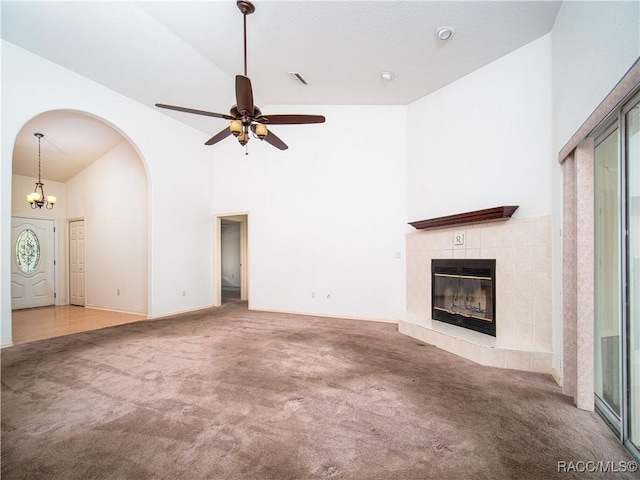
[250,306,398,324]
[85,305,147,317]
[144,304,398,325]
[1,341,15,349]
[147,304,217,320]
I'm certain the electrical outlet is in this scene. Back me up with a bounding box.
[182,290,186,297]
[311,292,316,299]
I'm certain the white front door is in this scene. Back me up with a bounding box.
[69,220,86,306]
[11,217,55,310]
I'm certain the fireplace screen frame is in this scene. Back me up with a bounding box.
[431,259,496,337]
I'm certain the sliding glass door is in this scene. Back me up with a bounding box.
[594,92,640,461]
[595,127,621,422]
[625,98,639,452]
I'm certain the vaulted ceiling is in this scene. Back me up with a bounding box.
[3,1,561,180]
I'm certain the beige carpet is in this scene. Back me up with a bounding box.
[1,302,635,479]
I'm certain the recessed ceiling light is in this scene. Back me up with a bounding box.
[380,71,394,81]
[435,26,454,41]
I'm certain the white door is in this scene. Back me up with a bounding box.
[69,220,86,306]
[11,217,55,310]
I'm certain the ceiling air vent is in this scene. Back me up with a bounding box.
[289,72,308,86]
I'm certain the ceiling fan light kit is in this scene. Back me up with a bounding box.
[230,120,243,136]
[155,0,325,153]
[254,123,268,139]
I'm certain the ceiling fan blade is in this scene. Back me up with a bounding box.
[261,127,288,150]
[235,75,254,117]
[205,127,232,146]
[156,103,234,120]
[258,114,326,125]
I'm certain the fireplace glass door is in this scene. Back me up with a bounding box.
[433,273,493,322]
[431,259,496,336]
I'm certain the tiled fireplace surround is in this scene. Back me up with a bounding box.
[400,215,553,375]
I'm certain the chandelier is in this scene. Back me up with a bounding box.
[27,133,56,210]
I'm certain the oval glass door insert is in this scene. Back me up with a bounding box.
[15,229,41,274]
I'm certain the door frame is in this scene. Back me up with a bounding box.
[214,213,249,306]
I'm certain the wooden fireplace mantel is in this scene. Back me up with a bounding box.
[408,206,519,231]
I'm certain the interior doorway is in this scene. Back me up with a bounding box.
[215,214,248,306]
[10,110,149,346]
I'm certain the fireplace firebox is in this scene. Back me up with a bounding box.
[431,259,496,336]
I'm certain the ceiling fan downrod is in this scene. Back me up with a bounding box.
[236,1,255,77]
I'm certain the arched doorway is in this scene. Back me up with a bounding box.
[10,110,149,343]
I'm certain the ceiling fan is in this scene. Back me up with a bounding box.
[155,0,325,151]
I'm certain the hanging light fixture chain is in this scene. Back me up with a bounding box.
[34,132,44,183]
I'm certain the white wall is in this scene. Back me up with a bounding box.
[212,105,407,322]
[1,40,218,344]
[407,34,553,223]
[552,1,640,153]
[550,1,640,380]
[66,141,147,313]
